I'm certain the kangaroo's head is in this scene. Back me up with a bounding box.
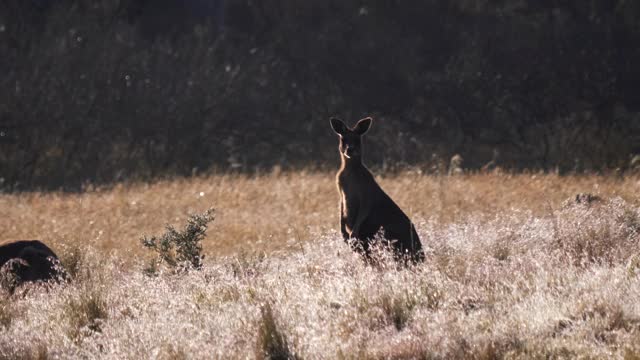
[330,117,372,162]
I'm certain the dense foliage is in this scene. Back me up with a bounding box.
[2,0,639,190]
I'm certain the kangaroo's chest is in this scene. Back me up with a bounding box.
[339,187,359,217]
[337,172,370,218]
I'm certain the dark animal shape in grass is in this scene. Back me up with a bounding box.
[0,240,66,291]
[330,117,424,263]
[561,193,604,209]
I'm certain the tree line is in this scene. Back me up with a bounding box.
[1,0,639,190]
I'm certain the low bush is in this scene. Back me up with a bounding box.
[141,208,214,272]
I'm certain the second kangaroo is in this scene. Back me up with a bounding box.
[330,117,424,262]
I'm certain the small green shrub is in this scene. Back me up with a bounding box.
[141,208,214,272]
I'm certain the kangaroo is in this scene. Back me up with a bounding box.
[0,240,66,291]
[330,117,424,262]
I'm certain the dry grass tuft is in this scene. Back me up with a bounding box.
[156,344,188,360]
[0,298,13,329]
[255,303,299,360]
[378,291,417,331]
[58,245,84,280]
[64,285,109,341]
[0,343,49,360]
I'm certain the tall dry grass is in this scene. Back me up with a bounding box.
[0,172,639,358]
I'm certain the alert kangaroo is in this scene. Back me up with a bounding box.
[330,117,424,262]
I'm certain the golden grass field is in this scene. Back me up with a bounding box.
[1,171,640,359]
[2,171,639,259]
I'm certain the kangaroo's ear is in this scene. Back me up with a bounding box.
[330,117,348,135]
[353,117,372,135]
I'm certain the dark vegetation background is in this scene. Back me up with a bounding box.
[1,0,639,191]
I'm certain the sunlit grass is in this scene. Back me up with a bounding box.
[1,171,638,260]
[0,172,639,358]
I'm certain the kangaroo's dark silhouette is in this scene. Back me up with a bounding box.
[0,240,65,290]
[330,117,424,262]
